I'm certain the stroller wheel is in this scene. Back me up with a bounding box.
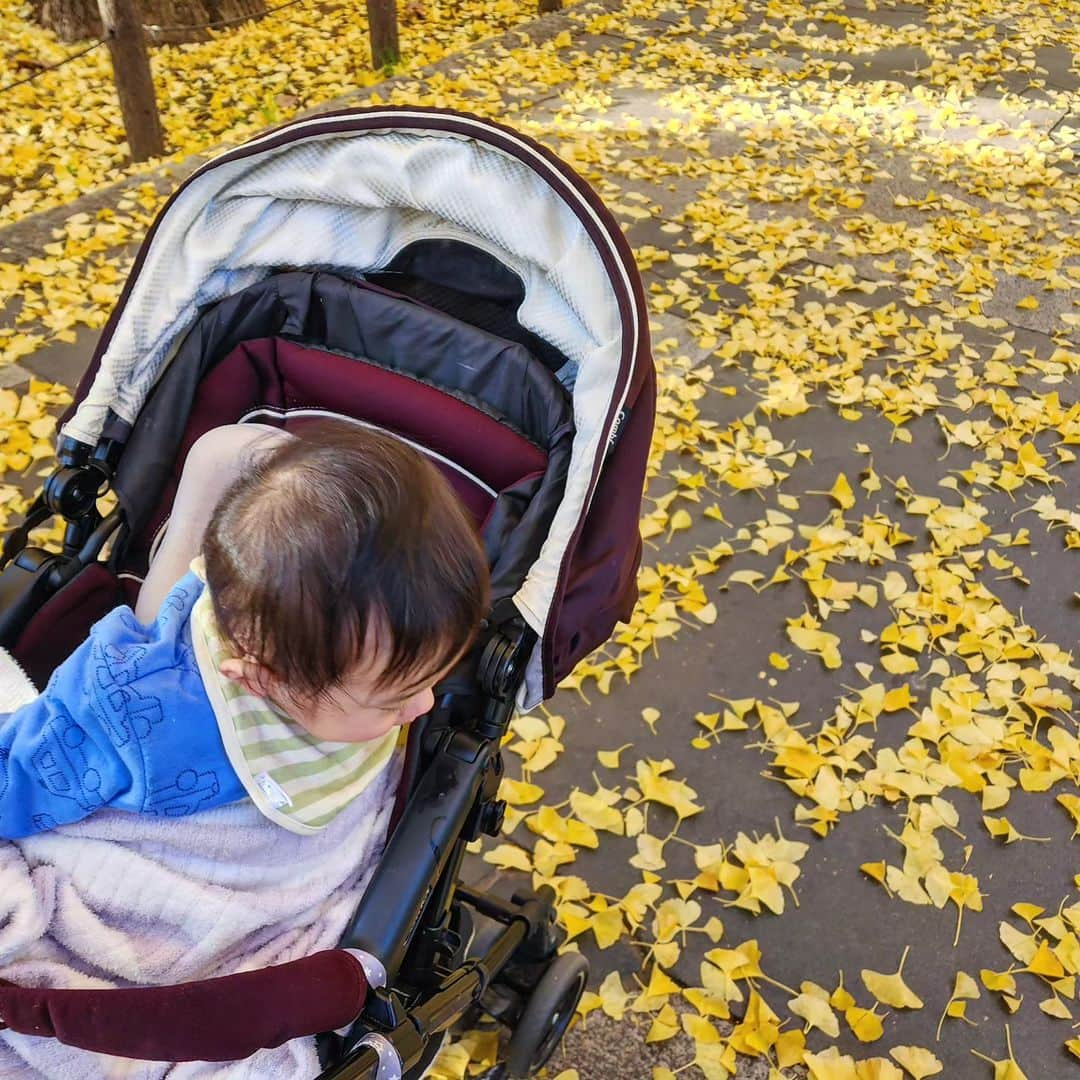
[503,952,588,1078]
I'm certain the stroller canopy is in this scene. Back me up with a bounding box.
[62,107,654,707]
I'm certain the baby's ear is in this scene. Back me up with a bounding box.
[218,657,275,698]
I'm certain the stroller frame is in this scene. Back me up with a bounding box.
[0,104,656,1078]
[326,615,572,1080]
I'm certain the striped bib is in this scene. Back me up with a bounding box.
[188,563,397,835]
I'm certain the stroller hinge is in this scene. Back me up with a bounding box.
[43,437,122,558]
[477,602,535,742]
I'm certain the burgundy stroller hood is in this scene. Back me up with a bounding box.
[61,105,656,706]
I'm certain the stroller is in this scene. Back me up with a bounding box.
[0,107,654,1077]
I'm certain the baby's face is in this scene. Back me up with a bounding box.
[219,616,465,743]
[272,664,438,743]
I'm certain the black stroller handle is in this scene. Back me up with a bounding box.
[0,949,368,1063]
[341,726,494,977]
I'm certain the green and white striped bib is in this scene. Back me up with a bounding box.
[188,565,398,836]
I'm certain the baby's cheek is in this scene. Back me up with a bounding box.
[342,712,399,744]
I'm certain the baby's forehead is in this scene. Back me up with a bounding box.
[343,620,449,693]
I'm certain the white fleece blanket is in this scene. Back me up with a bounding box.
[0,647,401,1080]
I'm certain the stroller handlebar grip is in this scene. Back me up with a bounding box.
[0,949,368,1063]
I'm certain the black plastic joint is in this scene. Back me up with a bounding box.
[478,799,506,837]
[43,467,101,519]
[56,436,92,469]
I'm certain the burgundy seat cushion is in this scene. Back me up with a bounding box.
[126,337,549,576]
[11,565,125,691]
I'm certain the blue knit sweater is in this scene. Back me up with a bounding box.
[0,572,246,838]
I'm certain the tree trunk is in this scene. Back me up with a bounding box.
[366,0,399,70]
[32,0,267,44]
[98,0,164,161]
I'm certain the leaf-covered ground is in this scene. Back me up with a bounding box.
[1,0,1079,1077]
[0,0,540,223]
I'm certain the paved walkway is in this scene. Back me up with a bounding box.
[1,0,1077,1077]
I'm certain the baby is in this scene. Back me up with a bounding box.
[0,420,490,838]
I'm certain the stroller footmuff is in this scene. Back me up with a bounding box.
[0,107,654,1078]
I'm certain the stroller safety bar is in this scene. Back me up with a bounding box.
[0,949,369,1063]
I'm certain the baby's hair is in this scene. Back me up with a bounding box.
[202,420,490,703]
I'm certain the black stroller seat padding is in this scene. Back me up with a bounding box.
[365,236,571,375]
[112,270,575,608]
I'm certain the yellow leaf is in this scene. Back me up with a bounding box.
[1027,940,1065,979]
[499,778,545,805]
[630,833,667,871]
[526,806,598,849]
[882,572,908,602]
[645,1002,679,1043]
[680,1012,719,1043]
[646,965,681,999]
[624,806,645,837]
[669,509,693,535]
[889,1045,943,1078]
[981,969,1017,994]
[882,686,913,712]
[482,844,532,872]
[597,744,631,769]
[805,1046,859,1079]
[880,651,919,675]
[597,971,630,1020]
[511,715,549,741]
[693,602,718,624]
[569,790,624,835]
[727,569,765,588]
[653,898,701,941]
[683,986,730,1020]
[789,987,840,1038]
[829,473,856,510]
[855,1060,903,1080]
[831,974,856,1011]
[846,1006,884,1042]
[693,1040,736,1079]
[635,759,703,819]
[787,615,843,669]
[590,906,624,949]
[860,862,888,888]
[703,916,724,942]
[861,947,924,1009]
[1038,995,1071,1019]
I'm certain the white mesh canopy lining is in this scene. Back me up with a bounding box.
[63,121,629,708]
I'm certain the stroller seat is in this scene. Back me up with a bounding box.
[8,267,575,693]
